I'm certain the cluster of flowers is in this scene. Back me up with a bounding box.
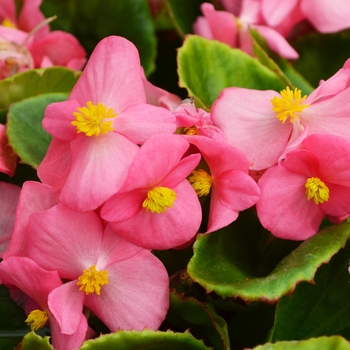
[1,1,350,349]
[0,0,86,79]
[194,0,350,59]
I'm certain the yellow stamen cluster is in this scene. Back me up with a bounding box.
[72,101,117,137]
[2,18,16,28]
[189,169,213,197]
[271,87,309,124]
[184,126,199,135]
[142,187,177,213]
[77,264,109,295]
[25,310,48,331]
[305,177,329,205]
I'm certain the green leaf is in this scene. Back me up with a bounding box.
[165,0,205,37]
[177,35,286,107]
[292,29,350,87]
[79,329,211,350]
[269,241,350,341]
[0,67,79,116]
[0,285,28,349]
[167,291,230,350]
[41,0,157,76]
[7,93,68,168]
[252,336,350,350]
[21,331,53,350]
[187,212,350,302]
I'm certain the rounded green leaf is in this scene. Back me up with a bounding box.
[7,93,68,168]
[177,35,286,107]
[252,336,350,350]
[187,219,350,302]
[269,241,350,341]
[0,68,79,113]
[21,331,53,350]
[80,329,211,350]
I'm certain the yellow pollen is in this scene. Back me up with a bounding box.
[2,18,16,28]
[142,187,176,213]
[184,126,199,135]
[305,177,329,205]
[189,169,212,197]
[72,101,117,137]
[25,310,48,331]
[271,86,309,124]
[77,264,109,295]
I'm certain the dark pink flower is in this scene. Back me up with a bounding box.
[256,134,350,240]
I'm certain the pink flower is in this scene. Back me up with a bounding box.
[256,134,350,240]
[0,181,20,257]
[193,2,298,59]
[4,181,60,259]
[0,256,89,350]
[38,36,176,212]
[101,133,201,250]
[0,124,17,176]
[211,61,350,171]
[25,204,170,333]
[262,0,350,34]
[173,99,225,139]
[185,136,260,233]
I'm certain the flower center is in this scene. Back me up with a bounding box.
[77,264,109,295]
[2,18,16,28]
[305,177,329,204]
[72,101,117,137]
[25,310,48,331]
[142,187,176,213]
[189,169,212,197]
[271,87,309,124]
[184,126,199,135]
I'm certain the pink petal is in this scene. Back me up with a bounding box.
[37,138,71,190]
[0,256,62,310]
[4,181,60,258]
[253,24,299,59]
[0,182,21,257]
[257,166,325,240]
[0,0,16,24]
[30,31,86,69]
[43,100,80,141]
[0,123,17,176]
[198,3,238,47]
[211,87,293,170]
[301,88,350,143]
[261,0,299,27]
[114,103,176,144]
[301,0,350,33]
[85,249,169,331]
[206,186,239,233]
[48,281,85,334]
[320,183,350,218]
[26,204,103,279]
[69,36,146,112]
[60,132,138,211]
[214,169,260,211]
[193,16,213,40]
[111,180,201,250]
[17,0,48,38]
[281,149,319,177]
[219,0,242,15]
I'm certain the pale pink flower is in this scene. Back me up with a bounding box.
[211,59,350,171]
[185,136,260,233]
[101,133,201,250]
[25,204,170,333]
[256,134,350,240]
[193,2,298,59]
[38,36,176,212]
[0,256,89,350]
[0,181,20,257]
